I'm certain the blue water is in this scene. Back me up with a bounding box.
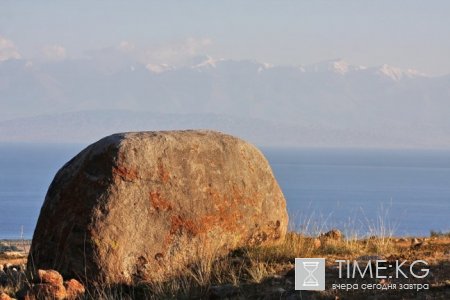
[264,148,450,237]
[0,144,84,239]
[0,144,449,238]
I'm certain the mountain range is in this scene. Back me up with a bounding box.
[1,56,449,148]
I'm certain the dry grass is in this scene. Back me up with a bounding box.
[95,231,397,299]
[4,229,449,299]
[0,232,396,299]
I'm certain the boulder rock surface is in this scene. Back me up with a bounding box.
[28,130,288,284]
[19,269,85,300]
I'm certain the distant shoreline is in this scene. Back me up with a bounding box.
[0,239,32,243]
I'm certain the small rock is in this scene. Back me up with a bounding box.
[20,269,84,300]
[29,283,67,300]
[21,269,79,300]
[411,238,420,245]
[64,279,85,300]
[37,269,63,286]
[411,241,427,250]
[321,229,342,240]
[0,292,13,300]
[410,238,428,250]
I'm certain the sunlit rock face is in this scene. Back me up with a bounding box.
[28,130,288,284]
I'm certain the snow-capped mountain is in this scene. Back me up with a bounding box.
[303,59,367,75]
[375,64,427,80]
[301,58,427,80]
[0,56,448,147]
[141,56,426,80]
[146,63,174,74]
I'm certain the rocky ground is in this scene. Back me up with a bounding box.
[1,232,449,299]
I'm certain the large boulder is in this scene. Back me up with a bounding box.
[28,130,288,284]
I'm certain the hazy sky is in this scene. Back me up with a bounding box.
[1,1,450,75]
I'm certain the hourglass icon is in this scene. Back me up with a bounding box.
[295,258,325,291]
[302,261,319,286]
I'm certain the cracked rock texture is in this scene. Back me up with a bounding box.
[28,130,288,284]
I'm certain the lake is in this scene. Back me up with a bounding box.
[0,144,449,238]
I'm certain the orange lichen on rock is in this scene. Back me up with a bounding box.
[170,215,199,236]
[157,162,170,183]
[112,165,139,181]
[149,191,173,211]
[28,131,288,285]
